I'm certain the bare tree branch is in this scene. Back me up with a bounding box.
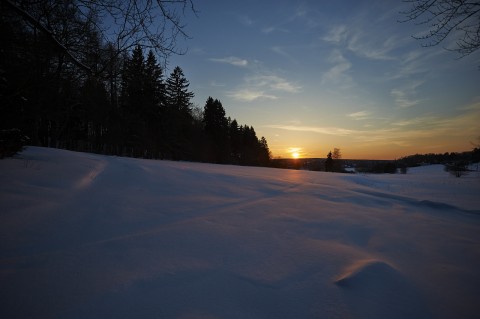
[2,0,196,76]
[2,0,93,73]
[400,0,480,57]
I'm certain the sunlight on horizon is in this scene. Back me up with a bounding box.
[288,147,303,159]
[170,1,480,162]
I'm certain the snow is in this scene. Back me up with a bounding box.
[1,146,479,319]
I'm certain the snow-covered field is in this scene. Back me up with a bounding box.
[1,147,479,319]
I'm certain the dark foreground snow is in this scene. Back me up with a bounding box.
[1,147,479,318]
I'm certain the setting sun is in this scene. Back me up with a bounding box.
[288,147,303,159]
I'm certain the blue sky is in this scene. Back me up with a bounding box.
[170,0,480,159]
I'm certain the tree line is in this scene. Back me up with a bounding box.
[0,1,271,166]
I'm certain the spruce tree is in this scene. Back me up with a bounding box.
[120,45,146,156]
[203,97,229,163]
[229,119,240,163]
[143,50,165,158]
[144,50,165,111]
[258,136,271,166]
[165,66,194,113]
[164,66,194,159]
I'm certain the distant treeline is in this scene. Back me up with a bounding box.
[0,8,270,165]
[271,158,403,174]
[271,148,480,174]
[398,150,480,167]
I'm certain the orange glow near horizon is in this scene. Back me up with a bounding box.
[287,147,303,159]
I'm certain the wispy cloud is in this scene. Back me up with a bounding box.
[347,33,400,61]
[348,111,370,120]
[210,56,248,67]
[265,101,480,146]
[391,89,422,108]
[262,26,290,34]
[323,23,400,61]
[391,116,437,127]
[271,46,292,59]
[322,50,352,85]
[262,4,317,35]
[322,25,348,44]
[391,80,425,108]
[247,75,301,93]
[291,5,320,29]
[362,111,479,144]
[388,48,442,81]
[227,89,277,102]
[267,101,480,150]
[459,98,480,111]
[265,124,355,136]
[229,73,301,102]
[238,15,253,27]
[388,101,480,138]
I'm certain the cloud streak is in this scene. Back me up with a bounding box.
[229,73,301,102]
[348,111,370,120]
[391,80,425,108]
[323,22,401,61]
[267,102,480,146]
[322,50,352,85]
[227,89,277,102]
[210,56,248,67]
[265,124,355,136]
[247,75,302,93]
[322,25,348,44]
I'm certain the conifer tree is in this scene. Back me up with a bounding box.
[203,97,229,163]
[229,119,240,163]
[120,45,146,156]
[144,50,165,110]
[165,66,194,113]
[258,136,271,166]
[121,46,145,113]
[164,66,194,159]
[143,50,165,158]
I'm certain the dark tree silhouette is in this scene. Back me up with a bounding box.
[325,151,333,172]
[0,19,272,168]
[203,97,229,163]
[121,45,149,156]
[229,119,241,163]
[165,66,194,114]
[258,136,271,166]
[164,66,195,159]
[401,0,480,57]
[332,147,343,172]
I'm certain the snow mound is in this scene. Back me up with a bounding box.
[335,259,433,319]
[335,259,399,287]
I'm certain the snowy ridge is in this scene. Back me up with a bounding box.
[1,147,479,319]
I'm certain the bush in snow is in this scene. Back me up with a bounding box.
[444,161,469,178]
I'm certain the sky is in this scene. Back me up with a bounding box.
[169,0,480,159]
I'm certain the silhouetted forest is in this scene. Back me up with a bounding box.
[271,148,480,175]
[398,151,480,167]
[0,2,271,166]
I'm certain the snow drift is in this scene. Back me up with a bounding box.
[1,147,479,319]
